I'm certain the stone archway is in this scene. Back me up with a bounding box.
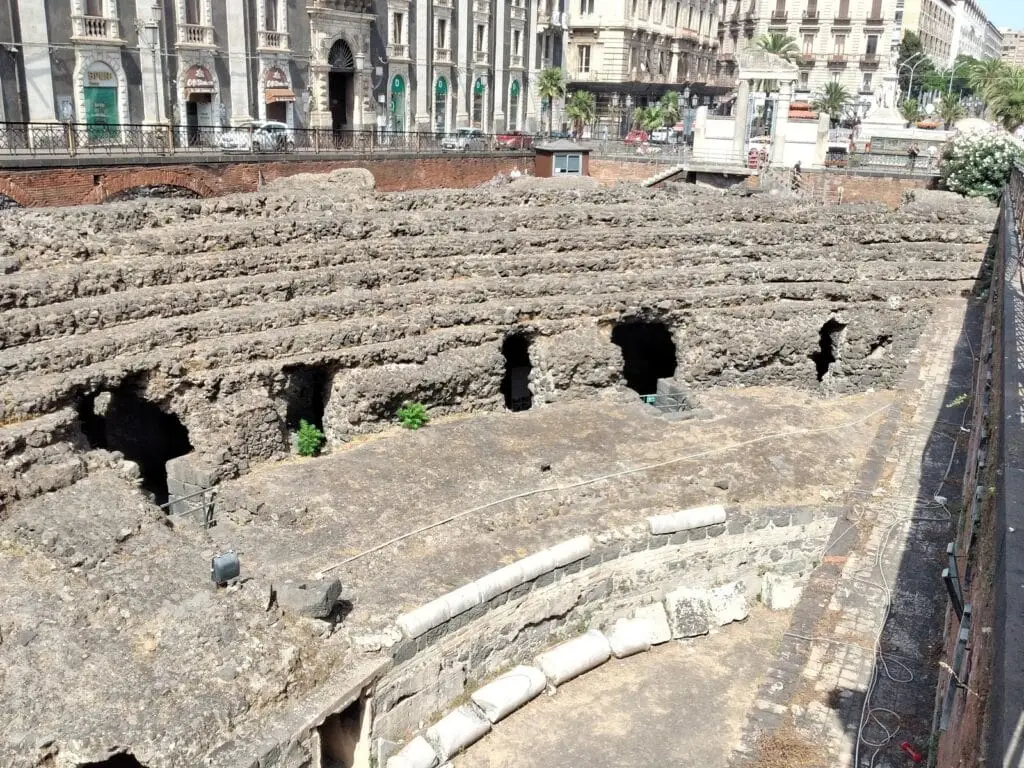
[73,51,130,144]
[734,49,799,165]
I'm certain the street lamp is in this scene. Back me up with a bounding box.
[899,52,928,103]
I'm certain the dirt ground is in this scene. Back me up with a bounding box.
[452,607,792,768]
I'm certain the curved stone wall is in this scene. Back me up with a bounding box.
[0,177,996,513]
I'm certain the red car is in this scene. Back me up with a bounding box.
[624,129,650,145]
[496,131,534,150]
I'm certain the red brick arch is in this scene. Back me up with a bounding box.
[0,177,36,207]
[83,168,219,204]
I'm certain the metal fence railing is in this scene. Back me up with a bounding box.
[0,121,546,159]
[847,151,941,176]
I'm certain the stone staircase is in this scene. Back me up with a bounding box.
[642,163,688,187]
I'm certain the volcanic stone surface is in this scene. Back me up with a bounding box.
[0,174,998,767]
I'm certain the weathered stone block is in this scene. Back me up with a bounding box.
[707,582,748,626]
[663,586,710,638]
[761,572,802,610]
[274,577,341,619]
[631,601,673,645]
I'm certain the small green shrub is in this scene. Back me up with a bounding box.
[397,402,429,430]
[296,419,325,456]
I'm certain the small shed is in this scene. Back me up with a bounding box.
[534,140,591,178]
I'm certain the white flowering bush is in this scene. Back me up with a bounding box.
[941,132,1024,200]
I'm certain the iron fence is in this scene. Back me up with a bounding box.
[847,151,941,176]
[0,121,546,159]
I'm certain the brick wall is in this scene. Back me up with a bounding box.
[589,159,664,185]
[809,170,937,208]
[0,155,532,208]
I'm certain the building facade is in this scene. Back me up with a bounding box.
[982,20,1002,62]
[949,0,997,62]
[564,0,724,135]
[897,0,955,66]
[1002,28,1024,68]
[0,0,563,136]
[717,0,900,117]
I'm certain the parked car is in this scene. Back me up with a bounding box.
[624,129,649,146]
[649,127,681,144]
[217,121,295,153]
[496,131,533,150]
[441,128,488,151]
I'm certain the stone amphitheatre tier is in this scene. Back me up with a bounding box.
[0,175,996,512]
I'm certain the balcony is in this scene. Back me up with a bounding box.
[801,10,819,25]
[178,23,215,48]
[510,53,524,68]
[865,14,884,26]
[832,15,851,26]
[797,51,816,65]
[434,0,453,6]
[434,47,452,63]
[388,43,409,59]
[769,10,787,24]
[258,29,290,51]
[510,4,527,21]
[827,53,849,66]
[474,50,490,65]
[71,15,124,44]
[860,52,880,67]
[717,51,736,62]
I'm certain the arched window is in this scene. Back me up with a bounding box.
[509,80,520,131]
[328,39,355,71]
[434,77,448,133]
[390,75,406,131]
[472,78,485,129]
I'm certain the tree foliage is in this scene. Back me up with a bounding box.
[565,90,596,137]
[897,32,936,100]
[754,33,799,95]
[941,132,1024,200]
[989,67,1024,132]
[937,92,966,128]
[899,98,922,126]
[812,81,852,126]
[537,67,567,136]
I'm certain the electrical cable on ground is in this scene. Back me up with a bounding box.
[318,401,896,575]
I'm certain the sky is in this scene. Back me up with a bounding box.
[981,0,1023,29]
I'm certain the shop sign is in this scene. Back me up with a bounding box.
[85,62,116,87]
[183,64,216,92]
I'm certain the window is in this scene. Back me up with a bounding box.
[476,23,485,51]
[802,33,814,53]
[578,44,591,71]
[799,71,809,89]
[687,6,693,27]
[184,0,201,24]
[543,34,551,59]
[631,0,638,17]
[509,80,520,130]
[264,0,278,30]
[629,46,638,70]
[393,13,403,44]
[580,0,593,14]
[553,153,582,174]
[660,0,666,24]
[674,1,680,26]
[85,0,103,15]
[833,34,845,53]
[830,71,840,82]
[437,18,447,47]
[646,0,653,19]
[870,0,881,17]
[513,28,521,55]
[866,34,878,54]
[862,72,873,90]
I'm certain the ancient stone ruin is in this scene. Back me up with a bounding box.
[0,170,997,768]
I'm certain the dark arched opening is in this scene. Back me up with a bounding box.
[79,751,148,767]
[611,321,678,396]
[810,319,847,381]
[76,385,192,504]
[281,363,331,432]
[500,333,533,411]
[328,40,356,131]
[105,185,201,202]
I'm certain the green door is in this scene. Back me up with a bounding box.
[84,86,118,141]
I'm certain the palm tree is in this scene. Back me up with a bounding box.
[812,81,851,127]
[937,91,966,129]
[990,66,1024,132]
[659,91,681,127]
[900,97,922,127]
[537,67,567,137]
[633,104,664,132]
[754,33,799,96]
[565,90,596,138]
[968,58,1008,109]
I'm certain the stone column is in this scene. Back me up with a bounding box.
[138,3,167,124]
[770,80,792,165]
[456,0,470,126]
[19,0,56,122]
[525,0,540,132]
[492,0,507,132]
[226,0,251,122]
[415,0,432,129]
[731,78,750,160]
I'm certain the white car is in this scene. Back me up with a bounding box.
[649,127,680,144]
[218,121,295,152]
[441,128,488,151]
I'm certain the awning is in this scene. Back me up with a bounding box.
[266,88,296,103]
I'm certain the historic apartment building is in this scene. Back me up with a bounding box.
[563,0,725,134]
[949,0,1001,62]
[717,0,900,116]
[895,0,955,66]
[0,0,568,135]
[1002,28,1024,68]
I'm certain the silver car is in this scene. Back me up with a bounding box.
[218,120,295,152]
[441,127,488,151]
